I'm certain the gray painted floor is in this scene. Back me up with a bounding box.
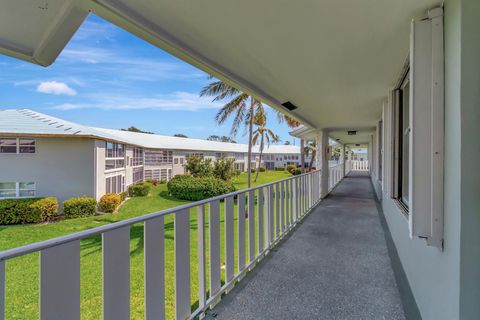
[206,171,405,320]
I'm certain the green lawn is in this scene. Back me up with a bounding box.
[0,171,291,319]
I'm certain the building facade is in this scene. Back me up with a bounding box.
[0,109,308,204]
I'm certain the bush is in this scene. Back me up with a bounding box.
[275,167,285,171]
[235,169,242,176]
[250,168,256,173]
[213,157,236,181]
[167,175,236,201]
[286,164,297,173]
[128,182,150,197]
[159,179,167,184]
[119,191,128,201]
[292,168,302,175]
[63,197,97,219]
[146,179,160,186]
[185,155,214,178]
[259,167,266,172]
[98,193,121,213]
[0,197,58,225]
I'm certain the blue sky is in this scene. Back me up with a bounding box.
[0,15,298,145]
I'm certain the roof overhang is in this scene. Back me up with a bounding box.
[1,0,441,131]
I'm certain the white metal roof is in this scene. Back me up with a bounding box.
[0,109,301,154]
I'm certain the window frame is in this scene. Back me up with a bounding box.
[0,138,36,154]
[392,69,410,214]
[0,182,36,198]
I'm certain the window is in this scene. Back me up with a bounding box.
[105,142,125,170]
[392,72,410,210]
[144,150,172,165]
[174,158,179,164]
[180,158,184,165]
[106,174,124,194]
[133,147,144,166]
[0,182,35,198]
[133,167,144,184]
[0,138,36,154]
[378,120,383,181]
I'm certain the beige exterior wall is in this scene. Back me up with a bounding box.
[0,136,96,206]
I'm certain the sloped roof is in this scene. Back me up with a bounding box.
[0,109,300,154]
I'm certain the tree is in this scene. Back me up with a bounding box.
[174,133,188,138]
[284,141,291,145]
[213,157,236,181]
[121,126,153,134]
[304,141,317,171]
[185,155,213,177]
[277,113,306,172]
[207,135,237,143]
[200,78,264,188]
[252,110,279,182]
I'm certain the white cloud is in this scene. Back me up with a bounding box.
[52,92,220,111]
[37,81,77,96]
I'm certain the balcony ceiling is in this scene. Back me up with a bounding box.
[1,0,440,136]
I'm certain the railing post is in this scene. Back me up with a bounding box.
[103,227,130,320]
[0,260,4,320]
[209,201,221,302]
[237,193,246,271]
[225,197,235,286]
[145,216,165,320]
[41,241,80,320]
[248,190,255,262]
[197,206,206,312]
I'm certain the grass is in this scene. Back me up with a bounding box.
[0,170,292,319]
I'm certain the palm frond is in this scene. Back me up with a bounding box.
[200,81,242,102]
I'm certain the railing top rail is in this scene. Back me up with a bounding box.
[0,170,320,261]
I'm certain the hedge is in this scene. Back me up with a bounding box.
[259,167,266,172]
[167,175,236,201]
[275,167,285,171]
[98,193,121,213]
[286,164,297,173]
[0,197,58,225]
[128,182,150,197]
[63,197,97,219]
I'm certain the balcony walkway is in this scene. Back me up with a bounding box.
[206,171,406,320]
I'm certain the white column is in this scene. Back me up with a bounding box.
[342,144,346,177]
[315,130,329,198]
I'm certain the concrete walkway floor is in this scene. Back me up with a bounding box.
[206,171,405,320]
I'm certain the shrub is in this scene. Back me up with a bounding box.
[128,182,150,197]
[259,167,266,172]
[63,197,97,219]
[235,169,242,176]
[275,167,285,171]
[146,179,160,186]
[98,193,121,213]
[185,155,214,177]
[250,168,256,173]
[119,191,128,201]
[213,157,235,181]
[293,168,302,175]
[0,197,58,225]
[286,164,297,173]
[159,179,167,184]
[167,175,236,201]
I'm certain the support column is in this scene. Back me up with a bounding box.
[315,130,329,198]
[300,139,305,173]
[342,144,346,177]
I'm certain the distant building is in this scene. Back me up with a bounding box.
[0,109,309,203]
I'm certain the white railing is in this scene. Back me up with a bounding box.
[346,160,352,175]
[0,170,322,320]
[328,163,344,191]
[351,160,369,171]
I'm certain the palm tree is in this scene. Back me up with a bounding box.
[304,141,317,171]
[200,78,264,188]
[252,110,279,182]
[277,113,307,172]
